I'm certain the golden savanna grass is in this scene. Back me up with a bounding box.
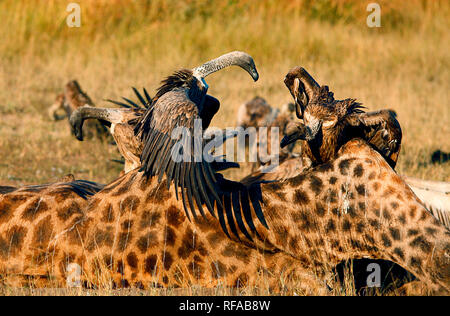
[0,0,449,295]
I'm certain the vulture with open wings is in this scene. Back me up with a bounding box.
[132,51,267,240]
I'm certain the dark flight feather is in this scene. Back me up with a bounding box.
[133,70,266,239]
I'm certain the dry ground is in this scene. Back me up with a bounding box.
[0,0,448,295]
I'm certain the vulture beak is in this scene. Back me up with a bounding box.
[280,120,322,148]
[249,67,259,82]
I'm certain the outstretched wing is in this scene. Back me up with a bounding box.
[346,109,402,168]
[106,87,152,109]
[136,88,267,240]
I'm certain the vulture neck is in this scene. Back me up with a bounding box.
[188,83,207,112]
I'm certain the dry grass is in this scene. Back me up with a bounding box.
[0,0,449,295]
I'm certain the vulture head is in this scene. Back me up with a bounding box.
[150,51,259,131]
[282,67,363,148]
[282,66,401,167]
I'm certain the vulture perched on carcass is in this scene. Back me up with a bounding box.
[281,66,402,168]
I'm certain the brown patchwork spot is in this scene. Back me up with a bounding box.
[140,210,161,228]
[22,197,49,221]
[210,261,227,279]
[389,228,401,241]
[139,176,151,191]
[409,206,417,219]
[407,229,419,236]
[381,233,392,247]
[358,202,366,212]
[315,202,326,217]
[382,209,392,220]
[136,232,158,253]
[288,174,306,186]
[372,182,380,192]
[119,195,140,214]
[126,252,138,270]
[121,220,133,230]
[88,198,102,209]
[355,184,365,196]
[88,228,114,251]
[235,273,250,287]
[164,226,176,247]
[295,212,316,232]
[166,205,184,227]
[273,223,289,245]
[368,171,376,180]
[146,184,172,204]
[410,235,432,254]
[309,175,323,195]
[425,227,437,237]
[0,225,27,258]
[33,215,53,246]
[398,212,406,224]
[221,244,251,263]
[316,162,334,173]
[188,256,204,279]
[418,210,428,221]
[409,256,423,273]
[338,159,352,175]
[101,204,115,223]
[368,219,380,229]
[53,190,75,203]
[364,234,375,245]
[162,252,173,271]
[0,202,14,224]
[393,247,405,260]
[327,189,337,203]
[144,255,158,274]
[347,204,357,218]
[353,164,364,177]
[383,186,398,197]
[356,221,365,233]
[329,176,337,185]
[293,189,309,204]
[207,231,224,247]
[177,227,208,259]
[350,239,363,250]
[342,219,351,231]
[274,190,286,200]
[372,208,380,217]
[326,219,336,233]
[57,202,83,222]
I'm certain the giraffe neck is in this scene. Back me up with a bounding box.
[254,140,450,292]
